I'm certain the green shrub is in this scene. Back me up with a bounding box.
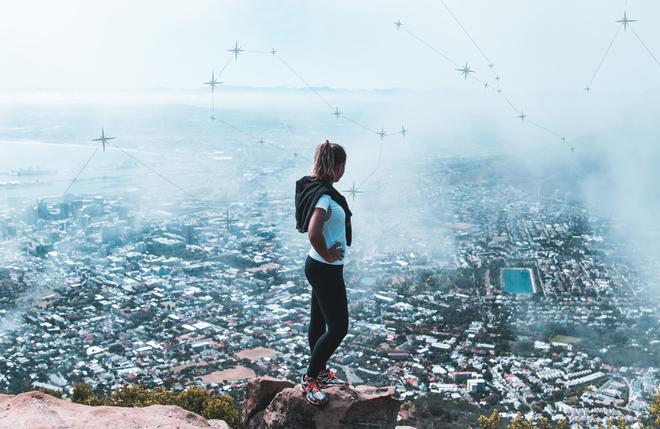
[71,383,95,404]
[474,391,660,429]
[70,383,242,429]
[36,387,63,399]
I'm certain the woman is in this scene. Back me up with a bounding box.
[294,140,353,406]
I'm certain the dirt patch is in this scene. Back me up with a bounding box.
[200,365,256,383]
[234,347,278,362]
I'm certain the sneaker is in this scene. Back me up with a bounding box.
[301,374,328,406]
[318,368,347,387]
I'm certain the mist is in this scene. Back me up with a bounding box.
[0,1,658,423]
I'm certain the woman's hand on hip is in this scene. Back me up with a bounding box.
[326,241,344,262]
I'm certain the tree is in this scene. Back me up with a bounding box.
[476,409,501,429]
[71,383,95,405]
[651,390,660,427]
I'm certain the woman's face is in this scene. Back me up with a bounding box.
[333,161,345,182]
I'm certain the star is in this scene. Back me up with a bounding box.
[394,20,403,30]
[495,75,500,82]
[343,181,363,201]
[270,48,277,56]
[483,82,489,89]
[456,62,475,80]
[91,128,116,152]
[203,72,222,92]
[516,111,527,122]
[584,86,591,93]
[228,41,244,60]
[561,136,567,144]
[400,125,407,137]
[570,146,575,152]
[332,107,342,119]
[258,138,265,145]
[377,128,388,140]
[488,63,494,69]
[616,11,637,31]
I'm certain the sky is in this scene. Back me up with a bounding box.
[1,0,660,291]
[1,0,660,94]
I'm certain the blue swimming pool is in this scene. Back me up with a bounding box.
[501,268,534,294]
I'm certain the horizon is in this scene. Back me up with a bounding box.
[0,1,658,426]
[2,0,660,93]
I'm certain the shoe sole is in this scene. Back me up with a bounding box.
[304,396,328,406]
[300,384,329,406]
[301,389,328,406]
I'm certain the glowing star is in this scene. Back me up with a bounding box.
[456,62,475,80]
[584,86,591,93]
[203,72,222,92]
[92,128,116,152]
[344,182,363,201]
[400,125,407,137]
[616,11,637,31]
[270,48,277,56]
[561,136,567,144]
[204,72,221,121]
[228,41,244,60]
[495,75,500,82]
[394,20,403,30]
[332,107,342,119]
[516,111,527,122]
[377,128,388,140]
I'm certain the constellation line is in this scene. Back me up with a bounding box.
[217,55,234,79]
[587,26,621,88]
[630,27,660,69]
[439,0,498,80]
[109,141,188,195]
[399,22,568,147]
[275,54,334,110]
[359,139,383,188]
[62,146,100,196]
[401,27,461,68]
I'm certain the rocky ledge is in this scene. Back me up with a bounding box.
[0,377,403,429]
[0,391,229,429]
[242,376,401,429]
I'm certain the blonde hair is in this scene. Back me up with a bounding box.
[310,139,346,182]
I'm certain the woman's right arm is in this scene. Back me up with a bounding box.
[308,207,343,262]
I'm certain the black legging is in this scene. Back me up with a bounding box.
[304,255,349,378]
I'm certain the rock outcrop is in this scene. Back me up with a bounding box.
[0,391,229,429]
[0,378,402,429]
[242,376,401,429]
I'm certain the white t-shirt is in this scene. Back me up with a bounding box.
[308,194,347,265]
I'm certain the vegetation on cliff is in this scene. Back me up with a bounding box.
[473,390,659,429]
[71,383,243,429]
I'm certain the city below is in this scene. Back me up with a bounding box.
[0,153,657,428]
